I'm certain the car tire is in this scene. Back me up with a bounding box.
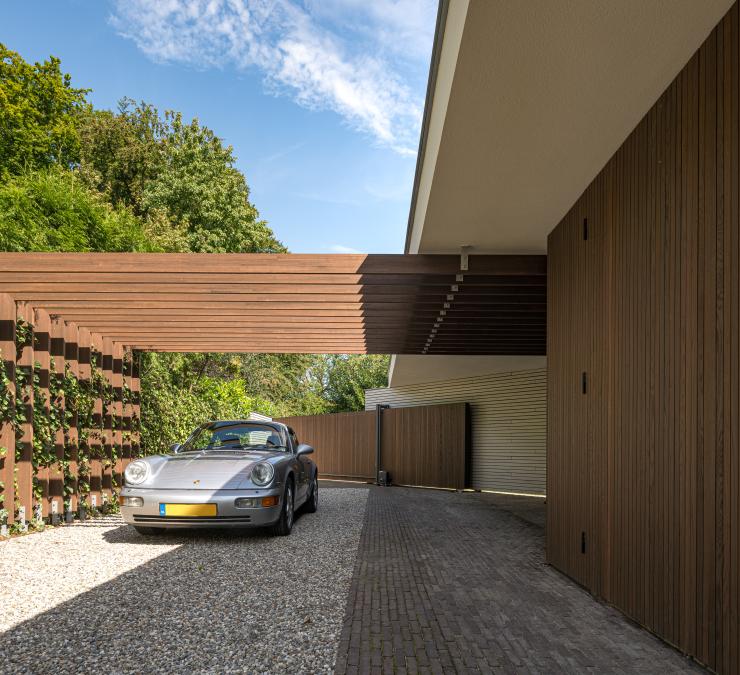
[134,526,164,536]
[271,480,294,536]
[303,474,318,513]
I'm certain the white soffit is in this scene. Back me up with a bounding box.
[408,0,734,254]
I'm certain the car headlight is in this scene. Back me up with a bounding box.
[124,460,150,486]
[251,462,275,486]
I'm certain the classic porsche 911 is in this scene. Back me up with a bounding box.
[119,419,318,536]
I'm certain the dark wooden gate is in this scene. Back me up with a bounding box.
[278,402,469,489]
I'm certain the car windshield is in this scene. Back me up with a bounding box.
[180,423,288,452]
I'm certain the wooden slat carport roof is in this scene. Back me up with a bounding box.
[0,253,546,354]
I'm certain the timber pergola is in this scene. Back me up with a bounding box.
[0,251,544,527]
[0,253,546,355]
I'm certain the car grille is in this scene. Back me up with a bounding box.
[133,515,253,524]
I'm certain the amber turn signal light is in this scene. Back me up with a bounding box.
[261,496,279,507]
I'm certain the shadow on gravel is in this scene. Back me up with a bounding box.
[0,489,368,674]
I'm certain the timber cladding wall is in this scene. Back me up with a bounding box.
[278,402,468,489]
[548,3,739,672]
[278,411,376,481]
[366,369,547,495]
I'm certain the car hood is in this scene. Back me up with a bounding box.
[148,452,281,490]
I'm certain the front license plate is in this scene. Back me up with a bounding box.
[159,503,217,517]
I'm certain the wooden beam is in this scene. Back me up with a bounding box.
[0,252,546,276]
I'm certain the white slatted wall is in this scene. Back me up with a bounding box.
[365,369,546,495]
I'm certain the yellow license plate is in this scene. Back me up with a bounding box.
[160,503,217,517]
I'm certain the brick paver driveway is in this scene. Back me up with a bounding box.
[334,486,703,675]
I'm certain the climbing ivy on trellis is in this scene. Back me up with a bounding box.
[31,358,67,503]
[0,348,12,525]
[0,319,138,528]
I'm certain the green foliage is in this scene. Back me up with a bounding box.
[79,99,285,253]
[77,99,164,213]
[139,352,286,454]
[0,348,13,429]
[320,355,390,412]
[0,167,160,252]
[0,43,89,177]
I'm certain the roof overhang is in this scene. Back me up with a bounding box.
[407,0,734,254]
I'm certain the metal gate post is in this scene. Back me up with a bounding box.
[375,403,389,485]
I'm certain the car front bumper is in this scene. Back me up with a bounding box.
[120,485,284,529]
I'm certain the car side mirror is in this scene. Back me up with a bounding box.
[170,443,182,453]
[296,444,314,457]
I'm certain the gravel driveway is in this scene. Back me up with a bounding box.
[0,487,368,675]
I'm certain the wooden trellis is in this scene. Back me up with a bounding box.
[0,294,140,528]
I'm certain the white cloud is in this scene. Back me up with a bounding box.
[110,0,434,155]
[328,244,363,254]
[305,0,437,61]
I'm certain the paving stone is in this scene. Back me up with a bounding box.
[335,486,705,674]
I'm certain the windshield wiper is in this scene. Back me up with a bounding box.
[195,444,247,452]
[242,444,288,451]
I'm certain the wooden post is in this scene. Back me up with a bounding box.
[132,352,141,458]
[0,293,16,528]
[112,342,124,488]
[88,334,103,510]
[33,308,51,520]
[121,348,132,473]
[64,322,79,515]
[78,329,97,510]
[49,317,66,521]
[15,302,34,526]
[101,337,113,502]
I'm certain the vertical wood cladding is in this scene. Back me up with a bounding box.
[278,410,377,481]
[548,4,740,672]
[366,369,547,495]
[278,403,468,489]
[381,403,467,490]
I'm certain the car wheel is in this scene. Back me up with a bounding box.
[134,526,165,536]
[271,480,294,536]
[304,475,318,513]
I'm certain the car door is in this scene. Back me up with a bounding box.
[289,427,309,504]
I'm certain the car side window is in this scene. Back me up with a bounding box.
[288,427,299,452]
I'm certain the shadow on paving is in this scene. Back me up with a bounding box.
[335,486,705,675]
[0,491,367,675]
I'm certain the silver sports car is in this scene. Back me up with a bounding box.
[119,419,318,536]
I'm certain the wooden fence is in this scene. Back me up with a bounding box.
[279,402,469,489]
[0,293,141,530]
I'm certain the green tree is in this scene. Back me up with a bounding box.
[0,167,158,252]
[0,43,89,177]
[321,355,390,412]
[79,101,285,253]
[77,99,163,214]
[142,111,284,253]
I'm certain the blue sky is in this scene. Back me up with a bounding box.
[1,0,437,253]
